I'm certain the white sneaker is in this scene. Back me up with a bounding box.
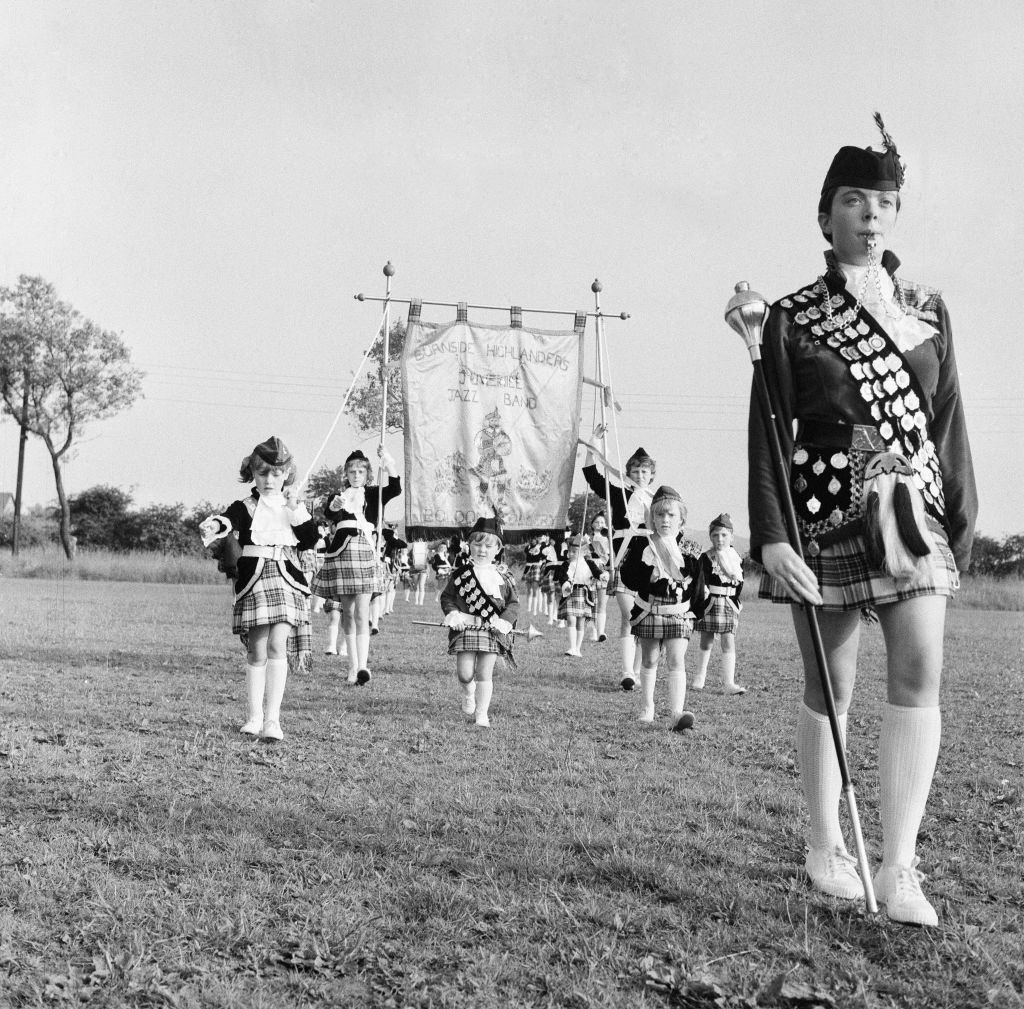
[239,718,262,736]
[637,705,655,723]
[874,860,939,927]
[474,714,491,728]
[805,846,863,899]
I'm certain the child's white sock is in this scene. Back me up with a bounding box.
[879,703,941,868]
[325,620,339,654]
[345,632,359,682]
[798,703,848,851]
[638,669,657,721]
[356,632,370,672]
[263,657,288,725]
[667,666,686,718]
[460,678,476,715]
[692,648,711,689]
[474,680,493,726]
[241,662,266,734]
[620,634,636,676]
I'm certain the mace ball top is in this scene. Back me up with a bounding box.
[355,293,366,301]
[383,261,396,277]
[591,279,602,293]
[735,281,749,293]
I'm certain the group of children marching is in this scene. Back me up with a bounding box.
[201,434,745,741]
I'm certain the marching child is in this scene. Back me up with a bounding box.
[407,540,429,604]
[312,445,401,685]
[692,513,746,694]
[539,536,562,625]
[430,543,452,602]
[620,485,707,730]
[587,512,612,642]
[557,535,608,657]
[440,516,519,728]
[522,535,546,614]
[199,436,320,742]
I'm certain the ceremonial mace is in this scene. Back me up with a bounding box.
[726,282,878,914]
[412,621,545,642]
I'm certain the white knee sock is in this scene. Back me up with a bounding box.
[620,634,636,676]
[693,648,711,687]
[667,667,686,717]
[720,651,737,689]
[798,703,848,851]
[326,620,339,653]
[475,680,493,719]
[639,668,657,719]
[356,631,370,671]
[264,657,288,724]
[879,703,941,868]
[243,662,266,731]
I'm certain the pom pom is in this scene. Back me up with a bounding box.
[863,490,885,571]
[893,478,932,557]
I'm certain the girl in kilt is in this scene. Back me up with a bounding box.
[440,516,519,729]
[586,512,611,642]
[749,117,977,925]
[620,486,707,731]
[692,513,745,694]
[407,540,429,605]
[582,433,657,691]
[539,537,562,626]
[556,536,608,657]
[199,436,320,742]
[521,535,546,614]
[313,446,401,685]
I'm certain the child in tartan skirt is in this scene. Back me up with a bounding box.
[199,436,320,742]
[620,486,707,731]
[692,513,746,695]
[312,446,400,685]
[556,536,608,657]
[440,516,519,728]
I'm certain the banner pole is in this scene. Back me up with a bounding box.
[376,261,394,550]
[592,279,618,579]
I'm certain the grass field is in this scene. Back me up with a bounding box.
[0,577,1022,1008]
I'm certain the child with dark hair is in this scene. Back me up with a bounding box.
[440,516,519,728]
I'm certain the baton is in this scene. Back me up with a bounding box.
[411,621,545,642]
[726,282,877,915]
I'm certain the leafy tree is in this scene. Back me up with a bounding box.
[305,464,346,511]
[0,276,144,558]
[566,490,607,534]
[135,503,198,554]
[0,504,58,548]
[344,320,406,436]
[68,485,135,550]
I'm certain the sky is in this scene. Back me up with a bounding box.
[2,1,1022,539]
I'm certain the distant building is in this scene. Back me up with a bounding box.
[0,492,13,518]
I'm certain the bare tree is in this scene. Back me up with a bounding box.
[0,275,144,558]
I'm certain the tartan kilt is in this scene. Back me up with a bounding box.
[523,562,543,586]
[447,624,516,670]
[542,567,561,595]
[695,595,740,634]
[558,584,594,621]
[606,567,632,597]
[313,533,382,598]
[233,564,310,634]
[434,567,452,589]
[758,517,959,611]
[630,590,695,640]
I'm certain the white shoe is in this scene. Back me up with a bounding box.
[239,718,261,736]
[724,684,747,695]
[261,719,284,742]
[474,714,491,728]
[874,860,939,927]
[805,846,863,900]
[637,705,655,723]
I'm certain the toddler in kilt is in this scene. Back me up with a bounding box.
[692,513,746,694]
[199,436,320,742]
[620,486,707,730]
[556,535,608,657]
[312,446,401,685]
[440,516,519,728]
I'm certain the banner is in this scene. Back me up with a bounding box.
[402,318,584,541]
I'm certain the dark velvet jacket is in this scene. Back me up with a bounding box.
[748,252,977,571]
[323,477,401,554]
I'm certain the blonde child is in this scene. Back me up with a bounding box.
[587,512,611,642]
[312,445,400,685]
[522,535,546,614]
[557,535,608,657]
[620,486,707,730]
[692,513,746,694]
[440,516,519,728]
[430,543,452,602]
[199,436,320,742]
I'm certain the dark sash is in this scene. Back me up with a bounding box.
[452,563,502,621]
[778,278,946,553]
